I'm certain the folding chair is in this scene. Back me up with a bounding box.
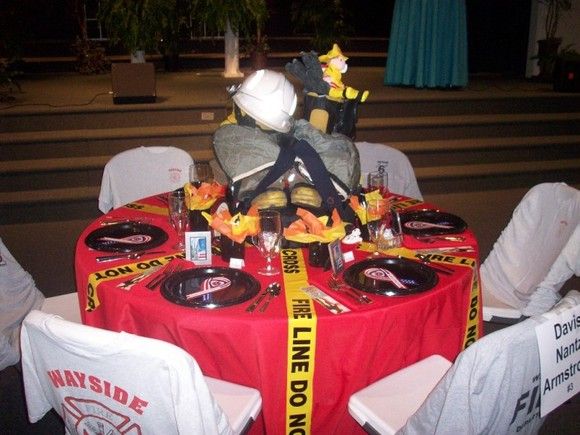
[21,310,262,435]
[98,146,193,213]
[348,290,580,435]
[355,142,423,200]
[481,183,580,322]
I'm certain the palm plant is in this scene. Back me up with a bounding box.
[189,0,268,76]
[539,0,572,41]
[535,0,573,79]
[98,0,176,62]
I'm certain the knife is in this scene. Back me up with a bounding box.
[96,250,165,263]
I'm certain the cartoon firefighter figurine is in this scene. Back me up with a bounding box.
[319,44,369,102]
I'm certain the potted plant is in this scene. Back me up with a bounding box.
[98,0,175,63]
[243,0,269,70]
[535,0,572,80]
[290,0,351,52]
[189,0,268,77]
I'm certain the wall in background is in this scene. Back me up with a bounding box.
[526,0,580,77]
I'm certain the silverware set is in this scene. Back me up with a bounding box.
[414,235,466,243]
[96,250,165,263]
[328,275,373,304]
[146,261,184,290]
[246,282,281,313]
[415,254,455,275]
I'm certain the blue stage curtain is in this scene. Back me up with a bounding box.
[385,0,468,88]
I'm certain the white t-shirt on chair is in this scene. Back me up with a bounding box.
[98,146,193,213]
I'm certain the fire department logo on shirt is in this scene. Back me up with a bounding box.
[62,397,142,435]
[168,168,183,184]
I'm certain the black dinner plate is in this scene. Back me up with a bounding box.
[343,257,438,296]
[161,267,260,308]
[399,210,467,237]
[85,221,168,253]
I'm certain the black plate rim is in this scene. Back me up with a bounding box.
[161,266,260,309]
[85,221,168,253]
[343,257,438,296]
[399,210,467,237]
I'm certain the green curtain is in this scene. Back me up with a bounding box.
[385,0,468,88]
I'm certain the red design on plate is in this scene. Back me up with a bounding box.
[404,221,453,230]
[364,267,408,289]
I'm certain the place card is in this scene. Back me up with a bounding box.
[185,231,212,266]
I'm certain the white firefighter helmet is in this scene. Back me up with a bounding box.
[233,69,297,133]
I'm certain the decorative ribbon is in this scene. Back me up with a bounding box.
[282,249,317,434]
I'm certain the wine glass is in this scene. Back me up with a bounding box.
[367,171,389,196]
[168,189,189,250]
[256,210,282,276]
[366,197,389,256]
[189,161,213,188]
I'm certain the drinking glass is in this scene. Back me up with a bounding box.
[377,208,403,251]
[168,189,189,250]
[189,161,213,187]
[366,197,389,256]
[256,210,282,276]
[367,171,389,196]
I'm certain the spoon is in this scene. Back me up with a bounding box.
[246,282,277,313]
[259,283,281,312]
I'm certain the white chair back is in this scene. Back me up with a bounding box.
[349,290,580,435]
[21,310,261,435]
[355,142,423,200]
[0,238,44,370]
[41,292,81,323]
[98,146,193,213]
[481,183,580,318]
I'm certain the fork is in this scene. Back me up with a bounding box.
[146,261,182,290]
[328,276,372,304]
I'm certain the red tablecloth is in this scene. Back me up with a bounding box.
[75,195,483,435]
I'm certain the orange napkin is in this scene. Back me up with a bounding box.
[284,208,347,243]
[202,206,259,244]
[184,182,226,210]
[349,190,387,224]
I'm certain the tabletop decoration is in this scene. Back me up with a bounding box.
[184,181,226,210]
[349,189,385,224]
[284,208,348,269]
[284,208,347,244]
[184,181,226,231]
[202,206,259,261]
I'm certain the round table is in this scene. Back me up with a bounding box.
[75,194,483,434]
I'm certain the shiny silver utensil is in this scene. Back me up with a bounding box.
[328,276,373,304]
[415,254,455,275]
[246,283,276,313]
[259,282,281,312]
[414,235,466,243]
[96,250,164,263]
[146,261,182,290]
